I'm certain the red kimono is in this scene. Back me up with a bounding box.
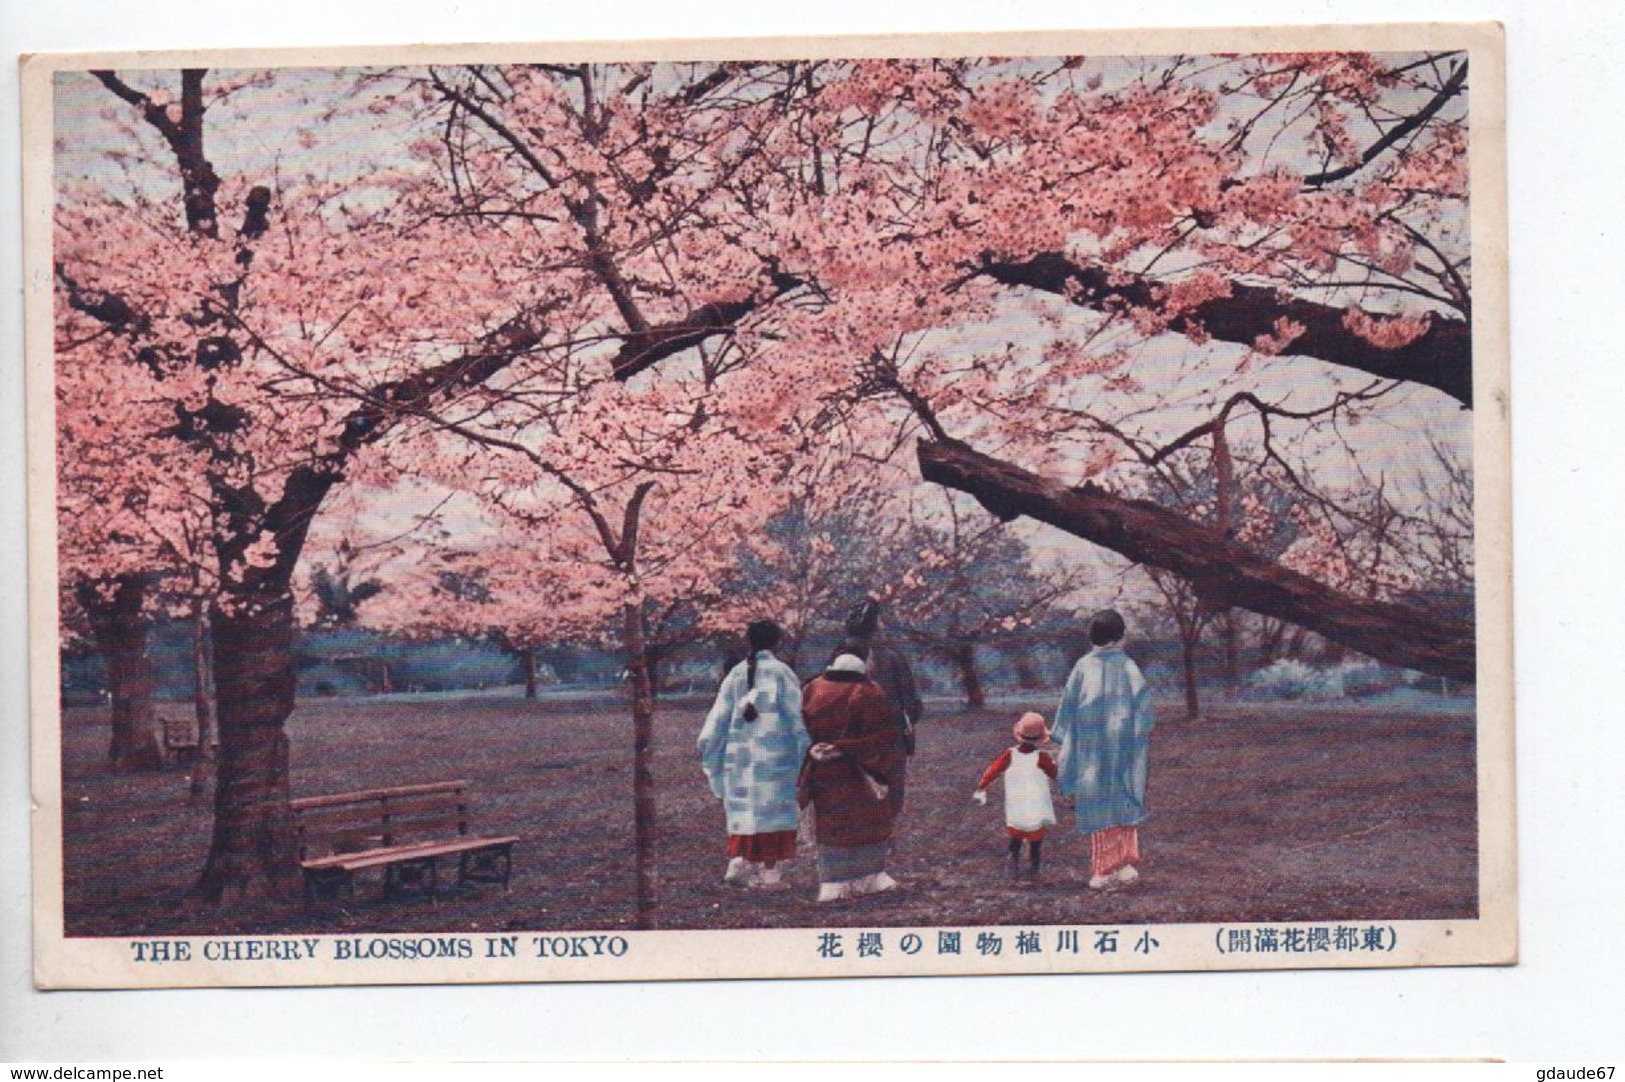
[798,671,901,854]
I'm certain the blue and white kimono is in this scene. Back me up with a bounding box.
[1051,645,1156,835]
[697,651,810,836]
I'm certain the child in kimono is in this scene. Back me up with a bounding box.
[972,711,1058,878]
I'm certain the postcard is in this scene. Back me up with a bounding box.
[23,21,1512,988]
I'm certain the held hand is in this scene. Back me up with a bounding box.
[971,789,988,805]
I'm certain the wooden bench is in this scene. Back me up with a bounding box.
[161,715,202,765]
[290,781,518,906]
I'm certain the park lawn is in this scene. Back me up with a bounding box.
[58,689,1476,937]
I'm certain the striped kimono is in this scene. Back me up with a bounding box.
[1051,645,1155,875]
[698,651,810,854]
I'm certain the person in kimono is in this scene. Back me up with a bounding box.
[798,653,903,902]
[1050,609,1156,890]
[698,620,810,889]
[972,711,1059,879]
[840,597,924,813]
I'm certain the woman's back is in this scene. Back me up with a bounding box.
[698,652,808,838]
[805,674,894,736]
[723,655,800,724]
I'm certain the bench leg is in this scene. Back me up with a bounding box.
[304,868,352,907]
[458,845,512,889]
[385,857,439,902]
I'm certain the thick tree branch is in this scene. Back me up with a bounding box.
[916,437,1475,681]
[980,253,1472,406]
[55,264,142,333]
[91,70,182,142]
[618,480,658,567]
[94,69,221,236]
[609,271,803,379]
[1302,60,1468,189]
[334,312,549,456]
[676,63,749,105]
[240,311,556,590]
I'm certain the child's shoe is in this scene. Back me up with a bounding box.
[1116,865,1140,887]
[724,856,753,887]
[1088,873,1115,891]
[754,865,785,889]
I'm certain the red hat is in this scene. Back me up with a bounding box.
[1013,712,1048,743]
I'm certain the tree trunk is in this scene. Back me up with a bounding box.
[1008,648,1044,690]
[643,644,663,703]
[1181,628,1202,720]
[622,604,659,930]
[192,593,302,903]
[1221,611,1240,688]
[522,648,539,700]
[918,438,1475,681]
[949,641,987,708]
[189,599,215,802]
[77,576,164,771]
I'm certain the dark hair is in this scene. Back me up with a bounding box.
[1088,608,1126,647]
[844,597,882,639]
[742,620,783,720]
[746,620,783,652]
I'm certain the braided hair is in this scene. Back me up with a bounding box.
[742,620,783,721]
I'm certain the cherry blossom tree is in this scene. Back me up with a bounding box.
[56,67,630,900]
[700,430,925,665]
[56,61,865,903]
[871,496,1090,707]
[357,437,786,927]
[56,341,215,768]
[737,52,1480,680]
[488,53,1475,678]
[52,51,1482,911]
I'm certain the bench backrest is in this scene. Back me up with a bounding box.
[289,781,472,860]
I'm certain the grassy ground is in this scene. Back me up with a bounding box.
[59,689,1477,936]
